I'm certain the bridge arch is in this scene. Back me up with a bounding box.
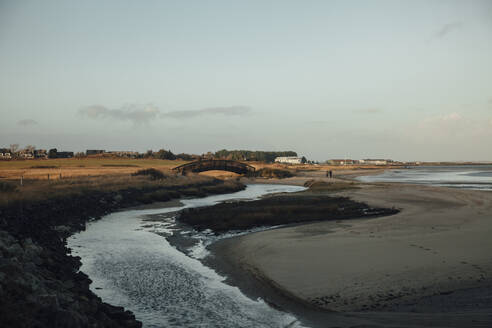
[172,159,256,175]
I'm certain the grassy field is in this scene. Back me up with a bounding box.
[0,157,399,181]
[0,158,189,180]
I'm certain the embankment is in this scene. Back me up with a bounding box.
[0,177,244,328]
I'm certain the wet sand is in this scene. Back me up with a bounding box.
[212,176,492,327]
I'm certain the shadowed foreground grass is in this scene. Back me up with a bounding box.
[0,170,240,208]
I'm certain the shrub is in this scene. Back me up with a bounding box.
[254,168,294,179]
[30,165,59,169]
[131,168,166,180]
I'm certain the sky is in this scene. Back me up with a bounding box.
[1,0,491,162]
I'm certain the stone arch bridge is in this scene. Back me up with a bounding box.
[172,159,256,175]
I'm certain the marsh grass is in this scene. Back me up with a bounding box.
[29,165,59,169]
[101,164,140,167]
[0,158,186,169]
[0,171,224,208]
[253,167,295,179]
[179,194,394,233]
[131,168,166,180]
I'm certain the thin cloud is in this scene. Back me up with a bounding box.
[78,104,160,124]
[434,22,463,39]
[161,106,251,119]
[17,119,38,126]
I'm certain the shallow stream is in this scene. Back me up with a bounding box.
[68,184,307,328]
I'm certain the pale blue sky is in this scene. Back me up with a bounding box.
[1,0,491,161]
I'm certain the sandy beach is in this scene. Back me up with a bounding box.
[213,175,492,327]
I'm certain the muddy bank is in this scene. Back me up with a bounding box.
[0,178,244,328]
[210,182,492,327]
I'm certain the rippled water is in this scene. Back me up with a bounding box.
[357,165,492,191]
[68,184,308,328]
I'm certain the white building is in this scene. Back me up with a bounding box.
[363,159,388,165]
[275,156,302,164]
[0,152,12,159]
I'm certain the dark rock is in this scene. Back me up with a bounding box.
[54,309,88,328]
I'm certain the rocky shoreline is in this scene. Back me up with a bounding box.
[0,178,244,328]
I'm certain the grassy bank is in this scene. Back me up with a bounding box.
[0,158,188,180]
[178,182,398,233]
[0,169,244,328]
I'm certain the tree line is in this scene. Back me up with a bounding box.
[2,144,299,163]
[214,149,297,163]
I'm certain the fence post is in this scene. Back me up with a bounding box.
[20,175,23,186]
[48,174,50,182]
[59,173,62,180]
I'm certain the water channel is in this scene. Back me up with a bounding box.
[68,184,307,328]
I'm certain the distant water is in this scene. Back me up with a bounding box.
[357,165,492,191]
[68,184,308,328]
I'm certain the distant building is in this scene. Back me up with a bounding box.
[275,156,302,164]
[20,152,34,159]
[48,149,74,158]
[86,149,105,156]
[362,159,389,165]
[0,148,12,160]
[328,159,354,165]
[56,151,74,158]
[18,149,34,159]
[34,149,48,159]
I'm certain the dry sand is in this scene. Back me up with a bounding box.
[217,179,492,327]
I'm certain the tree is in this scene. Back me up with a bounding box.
[25,145,36,153]
[301,156,307,164]
[176,153,194,161]
[154,149,176,160]
[48,148,58,158]
[213,149,298,163]
[9,144,19,153]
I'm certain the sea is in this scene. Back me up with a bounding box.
[356,165,492,191]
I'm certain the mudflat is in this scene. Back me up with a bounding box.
[218,181,492,326]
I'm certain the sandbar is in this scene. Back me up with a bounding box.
[214,179,492,327]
